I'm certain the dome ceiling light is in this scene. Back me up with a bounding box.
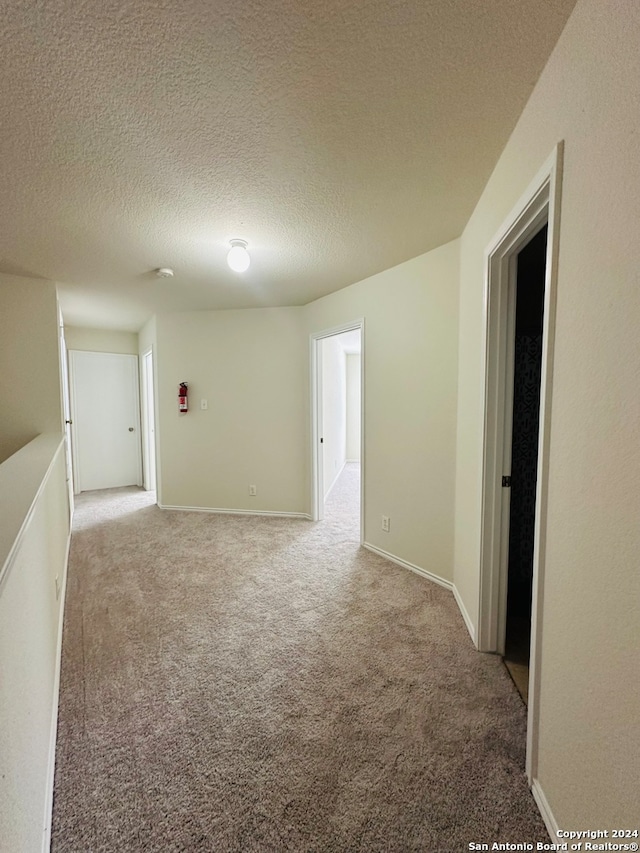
[227,239,250,273]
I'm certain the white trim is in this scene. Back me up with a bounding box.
[345,458,359,463]
[477,142,564,787]
[362,542,453,591]
[151,343,162,505]
[57,308,76,513]
[158,503,311,520]
[358,332,364,542]
[453,584,476,644]
[42,528,71,853]
[526,144,564,786]
[531,778,558,842]
[140,348,157,493]
[141,348,150,491]
[0,437,66,589]
[310,320,365,544]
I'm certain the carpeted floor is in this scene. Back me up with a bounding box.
[52,463,548,852]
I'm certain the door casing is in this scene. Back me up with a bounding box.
[478,143,563,785]
[141,348,157,493]
[57,308,75,516]
[69,350,142,493]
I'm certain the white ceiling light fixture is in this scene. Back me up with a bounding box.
[227,239,250,273]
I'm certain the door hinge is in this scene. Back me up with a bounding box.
[502,475,511,488]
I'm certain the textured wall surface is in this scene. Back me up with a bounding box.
[0,0,575,329]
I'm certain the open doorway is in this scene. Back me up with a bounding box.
[503,225,547,703]
[478,143,562,787]
[311,322,364,539]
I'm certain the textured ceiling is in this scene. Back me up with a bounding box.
[0,0,576,331]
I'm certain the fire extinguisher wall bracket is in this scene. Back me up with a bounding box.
[178,381,189,413]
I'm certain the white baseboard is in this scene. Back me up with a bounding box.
[531,778,558,842]
[362,542,453,591]
[42,529,72,853]
[158,503,311,520]
[345,458,360,464]
[453,584,476,645]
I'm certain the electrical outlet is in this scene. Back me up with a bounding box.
[381,515,390,532]
[200,399,208,410]
[55,575,61,600]
[249,485,257,496]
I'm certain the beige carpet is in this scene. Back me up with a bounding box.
[52,463,548,851]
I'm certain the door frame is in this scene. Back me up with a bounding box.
[57,307,75,514]
[310,319,365,542]
[141,348,157,493]
[68,350,143,493]
[477,143,563,784]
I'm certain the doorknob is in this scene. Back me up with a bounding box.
[129,427,135,432]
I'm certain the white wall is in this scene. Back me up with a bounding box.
[65,326,139,355]
[346,354,361,462]
[155,308,308,513]
[453,0,640,829]
[321,335,347,498]
[0,434,70,852]
[306,239,459,582]
[0,275,63,462]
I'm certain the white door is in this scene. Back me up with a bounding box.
[69,351,142,493]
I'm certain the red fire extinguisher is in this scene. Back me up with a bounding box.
[178,382,188,413]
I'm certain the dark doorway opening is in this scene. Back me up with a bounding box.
[503,224,547,704]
